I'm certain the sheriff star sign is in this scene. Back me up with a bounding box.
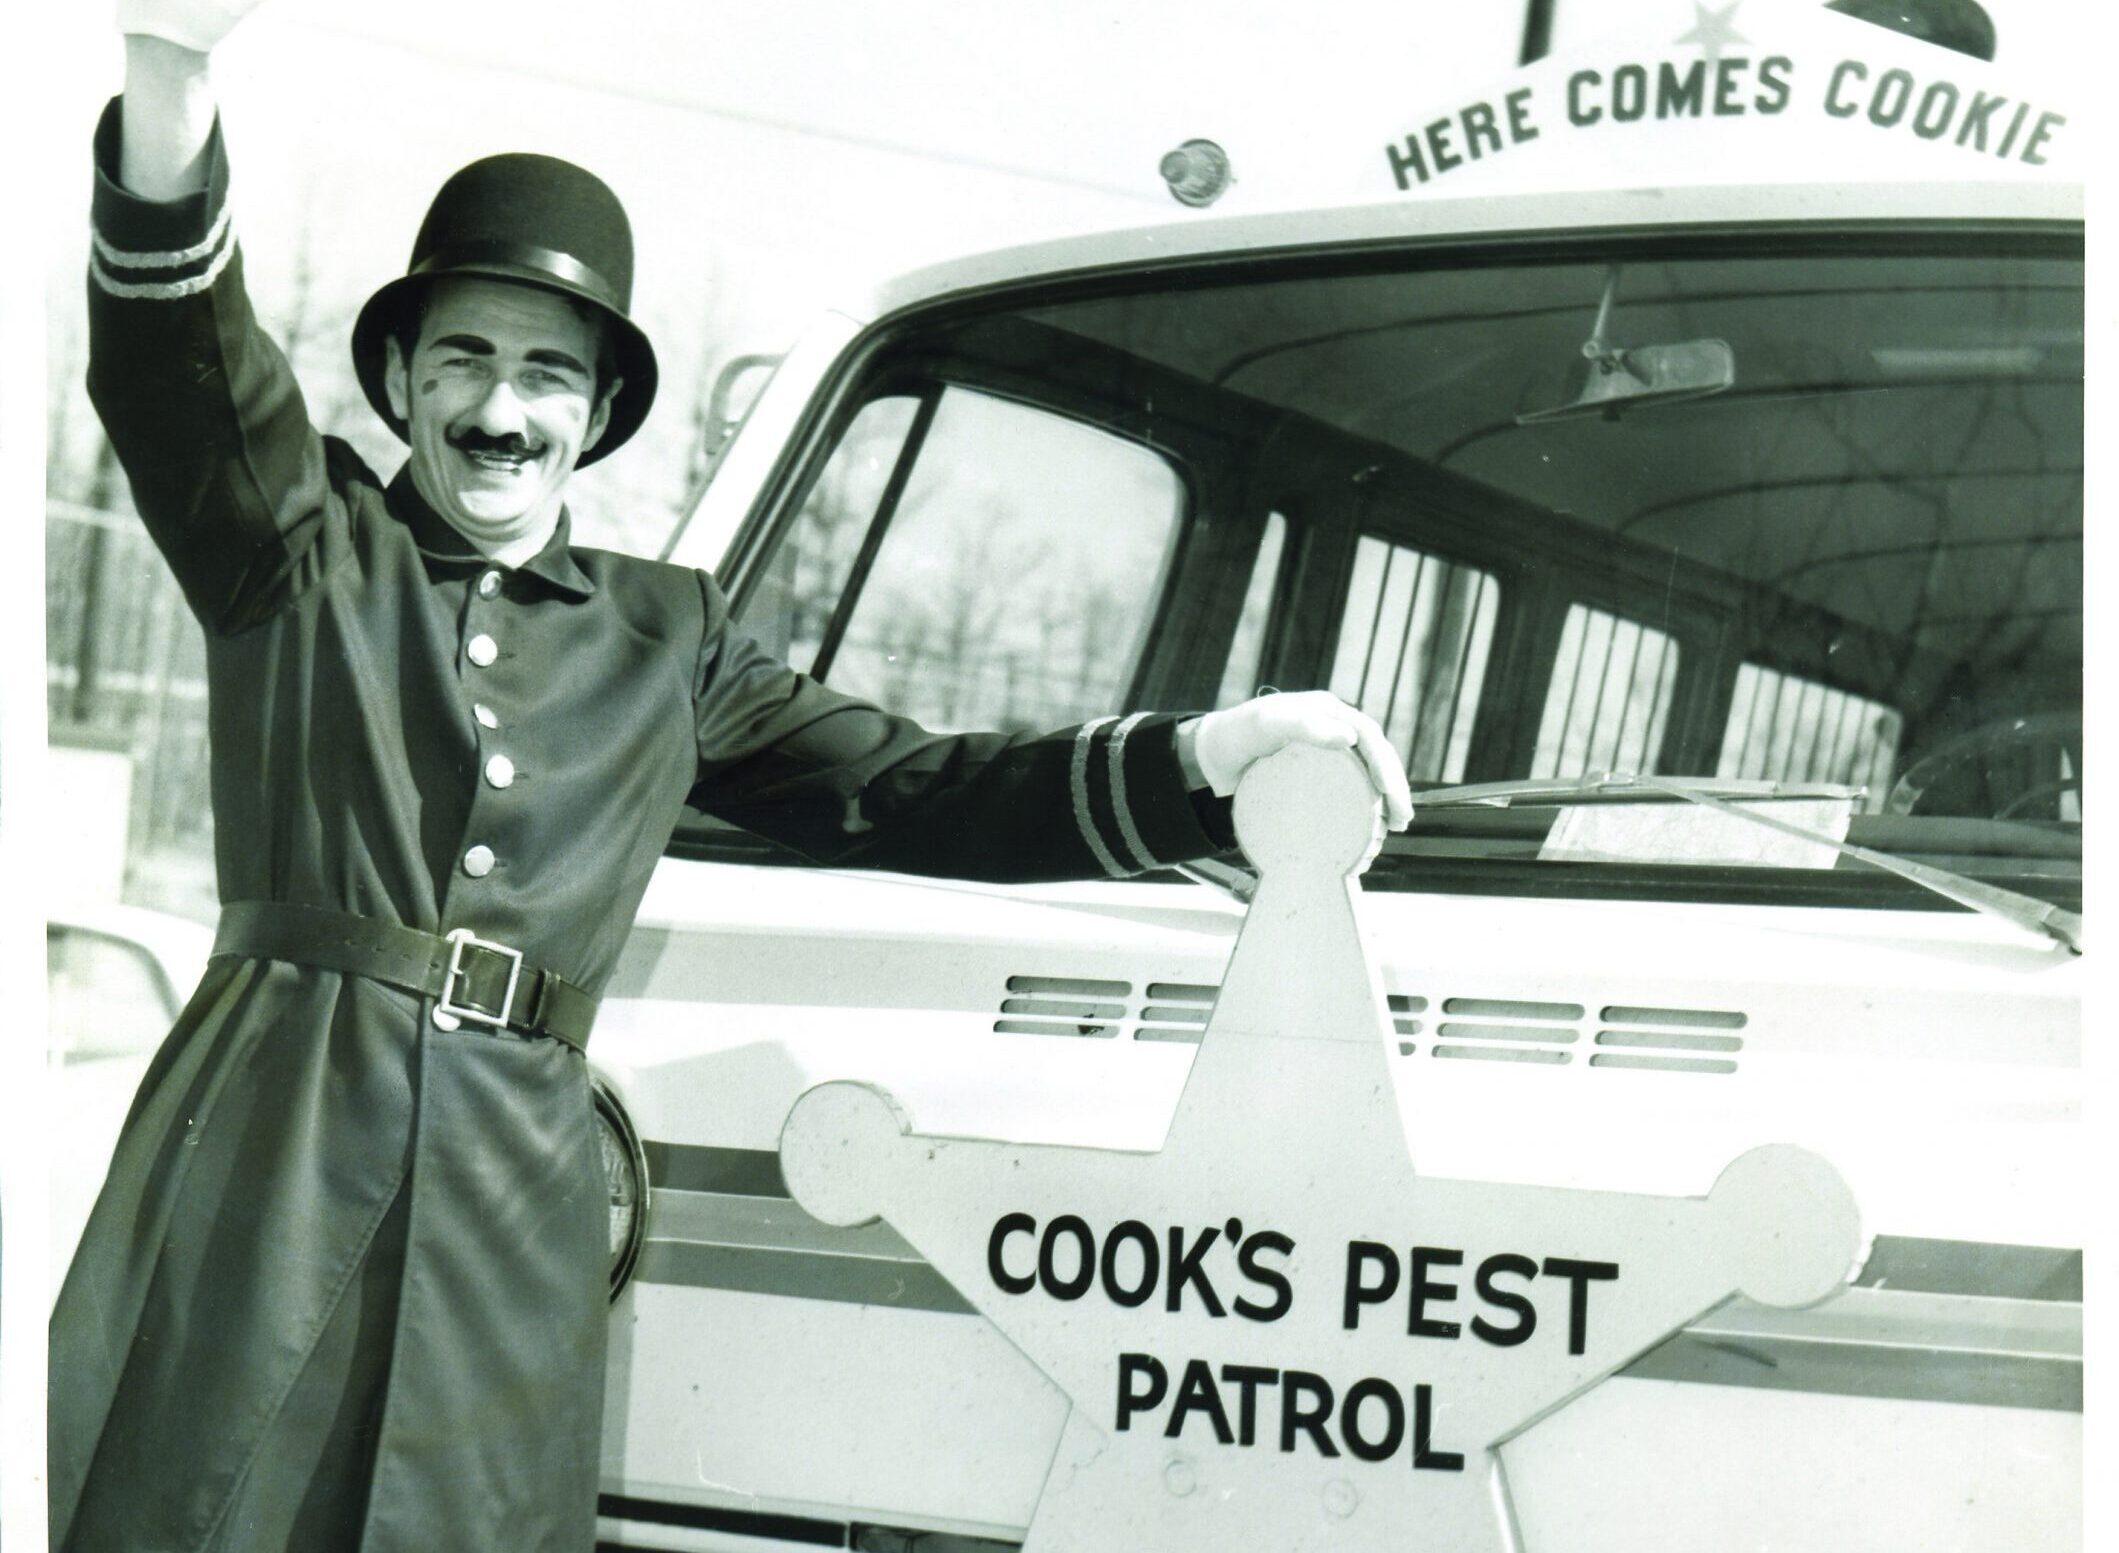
[781,745,1864,1551]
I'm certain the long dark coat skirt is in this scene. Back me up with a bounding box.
[51,101,1230,1553]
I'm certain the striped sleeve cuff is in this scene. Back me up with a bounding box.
[1068,712,1237,877]
[88,95,233,301]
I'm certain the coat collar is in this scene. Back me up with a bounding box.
[385,469,597,598]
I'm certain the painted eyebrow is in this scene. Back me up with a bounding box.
[524,347,593,375]
[426,335,588,376]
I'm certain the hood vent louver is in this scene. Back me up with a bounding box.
[993,975,1129,1038]
[996,977,1745,1075]
[1590,1004,1746,1072]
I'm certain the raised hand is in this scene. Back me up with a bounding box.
[114,0,273,53]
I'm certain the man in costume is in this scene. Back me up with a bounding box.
[49,2,1414,1549]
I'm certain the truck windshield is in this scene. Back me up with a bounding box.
[722,231,2081,911]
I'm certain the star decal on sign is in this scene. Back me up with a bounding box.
[1677,0,1749,65]
[782,745,1863,1551]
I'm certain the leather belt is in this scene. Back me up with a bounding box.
[212,901,599,1053]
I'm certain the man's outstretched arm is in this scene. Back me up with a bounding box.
[92,0,349,635]
[689,574,1411,885]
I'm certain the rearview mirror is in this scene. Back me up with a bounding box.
[1518,268,1734,424]
[1517,337,1735,423]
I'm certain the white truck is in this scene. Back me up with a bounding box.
[584,3,2081,1547]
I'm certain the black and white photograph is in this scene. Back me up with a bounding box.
[2,1,2096,1549]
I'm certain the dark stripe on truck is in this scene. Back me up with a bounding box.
[1854,1235,2082,1301]
[635,1241,974,1315]
[596,1491,845,1545]
[1626,1329,2081,1412]
[642,1140,790,1197]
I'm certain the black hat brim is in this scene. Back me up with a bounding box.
[350,264,658,468]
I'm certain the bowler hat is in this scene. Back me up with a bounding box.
[351,153,659,467]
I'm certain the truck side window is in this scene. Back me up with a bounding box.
[793,386,1185,735]
[1531,604,1680,778]
[743,396,923,671]
[1328,534,1499,782]
[1717,663,1902,808]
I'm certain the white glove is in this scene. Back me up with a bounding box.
[115,0,270,52]
[1188,692,1413,830]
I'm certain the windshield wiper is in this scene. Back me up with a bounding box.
[1412,772,2082,955]
[1411,774,1864,808]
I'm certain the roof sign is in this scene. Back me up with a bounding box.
[1372,0,2071,199]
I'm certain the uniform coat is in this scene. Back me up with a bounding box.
[51,102,1233,1553]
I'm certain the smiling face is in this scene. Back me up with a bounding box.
[383,276,621,554]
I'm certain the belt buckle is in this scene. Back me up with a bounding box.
[440,927,524,1029]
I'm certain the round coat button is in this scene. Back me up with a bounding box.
[473,702,499,729]
[485,755,516,789]
[432,1006,463,1031]
[478,570,502,599]
[462,844,496,878]
[467,634,498,667]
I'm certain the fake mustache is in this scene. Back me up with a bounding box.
[448,427,549,460]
